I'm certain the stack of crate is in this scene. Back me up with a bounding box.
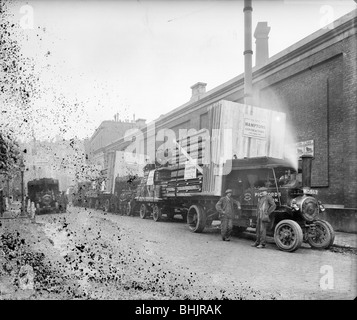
[154,168,171,198]
[164,130,207,197]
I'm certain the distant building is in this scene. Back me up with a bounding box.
[85,117,146,174]
[80,11,356,234]
[97,10,356,212]
[21,137,86,192]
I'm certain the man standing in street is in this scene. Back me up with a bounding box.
[252,187,276,248]
[216,189,241,241]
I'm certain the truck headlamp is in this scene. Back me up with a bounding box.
[291,199,299,211]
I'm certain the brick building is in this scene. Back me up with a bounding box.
[89,10,357,230]
[85,117,146,171]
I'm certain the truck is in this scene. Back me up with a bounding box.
[27,178,67,214]
[125,100,334,252]
[76,150,144,214]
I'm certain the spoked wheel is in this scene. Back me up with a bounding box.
[274,220,303,252]
[139,203,148,219]
[320,220,335,247]
[307,220,334,249]
[187,205,206,233]
[152,204,162,222]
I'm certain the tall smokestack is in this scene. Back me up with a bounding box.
[243,0,253,105]
[190,82,207,102]
[301,155,313,188]
[254,22,270,67]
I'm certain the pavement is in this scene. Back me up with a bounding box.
[331,231,357,249]
[1,205,357,249]
[243,227,357,249]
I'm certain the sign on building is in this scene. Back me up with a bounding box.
[296,140,314,157]
[243,116,267,139]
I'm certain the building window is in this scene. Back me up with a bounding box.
[200,112,208,130]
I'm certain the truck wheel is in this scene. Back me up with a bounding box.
[187,205,206,233]
[152,205,162,222]
[274,220,303,252]
[139,204,148,219]
[319,220,335,247]
[307,220,334,249]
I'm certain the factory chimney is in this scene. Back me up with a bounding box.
[190,82,207,102]
[254,22,270,67]
[243,0,253,105]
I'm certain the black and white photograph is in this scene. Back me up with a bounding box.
[0,0,356,305]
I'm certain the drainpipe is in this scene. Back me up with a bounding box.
[243,0,253,106]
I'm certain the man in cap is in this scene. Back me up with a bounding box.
[252,187,276,248]
[216,189,241,241]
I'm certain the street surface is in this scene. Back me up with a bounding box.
[1,206,356,300]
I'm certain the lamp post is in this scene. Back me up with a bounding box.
[19,159,26,215]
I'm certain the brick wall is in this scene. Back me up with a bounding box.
[341,25,357,208]
[252,32,356,208]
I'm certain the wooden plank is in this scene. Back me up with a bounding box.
[177,185,202,191]
[175,128,210,142]
[172,144,205,155]
[134,196,163,202]
[169,163,204,171]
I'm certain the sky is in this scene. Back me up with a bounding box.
[2,0,357,141]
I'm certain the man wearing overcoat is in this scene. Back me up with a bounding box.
[216,189,241,241]
[252,187,276,248]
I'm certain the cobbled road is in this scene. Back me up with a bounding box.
[35,206,356,300]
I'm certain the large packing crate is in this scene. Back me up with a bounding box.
[166,100,286,197]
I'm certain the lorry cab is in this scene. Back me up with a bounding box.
[223,157,332,252]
